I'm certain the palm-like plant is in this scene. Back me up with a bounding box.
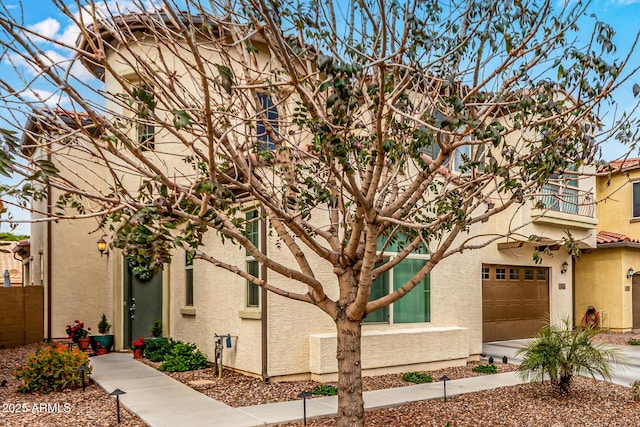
[516,318,623,394]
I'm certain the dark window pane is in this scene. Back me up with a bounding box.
[393,258,430,323]
[256,93,278,151]
[247,260,260,307]
[524,269,534,280]
[245,210,259,255]
[510,268,519,280]
[496,268,506,280]
[634,182,640,218]
[185,268,193,306]
[363,270,389,323]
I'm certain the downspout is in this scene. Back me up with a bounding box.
[260,207,269,382]
[571,255,575,328]
[46,152,52,341]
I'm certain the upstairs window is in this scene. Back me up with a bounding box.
[185,251,194,306]
[256,93,278,151]
[245,210,261,307]
[633,181,640,218]
[134,85,156,150]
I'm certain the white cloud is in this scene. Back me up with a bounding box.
[4,47,96,83]
[24,88,70,108]
[27,18,61,40]
[59,23,81,46]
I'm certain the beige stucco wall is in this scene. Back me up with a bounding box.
[28,144,112,341]
[309,326,469,381]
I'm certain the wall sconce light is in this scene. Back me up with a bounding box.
[628,267,635,279]
[97,236,109,257]
[561,261,568,274]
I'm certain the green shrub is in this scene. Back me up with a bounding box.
[472,363,498,374]
[14,343,91,394]
[402,371,433,384]
[311,384,337,396]
[627,338,640,346]
[158,342,210,372]
[144,338,174,362]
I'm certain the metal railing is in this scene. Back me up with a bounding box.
[533,182,595,217]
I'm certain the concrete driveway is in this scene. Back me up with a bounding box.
[482,339,640,387]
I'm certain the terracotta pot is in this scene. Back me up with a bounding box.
[91,335,114,352]
[77,337,91,350]
[133,348,144,359]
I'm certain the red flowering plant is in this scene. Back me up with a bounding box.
[65,320,91,343]
[132,337,145,349]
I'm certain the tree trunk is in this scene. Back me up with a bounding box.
[336,317,364,427]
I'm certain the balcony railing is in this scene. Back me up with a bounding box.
[533,183,595,218]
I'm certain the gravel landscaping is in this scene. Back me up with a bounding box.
[143,359,516,407]
[0,344,145,427]
[1,330,640,426]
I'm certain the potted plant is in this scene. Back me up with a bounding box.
[91,314,115,353]
[66,320,91,350]
[94,342,107,356]
[132,337,145,359]
[150,319,163,338]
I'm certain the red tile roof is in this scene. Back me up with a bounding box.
[605,158,640,172]
[597,231,640,245]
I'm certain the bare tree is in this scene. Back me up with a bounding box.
[0,0,639,424]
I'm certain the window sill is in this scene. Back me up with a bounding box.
[238,309,261,320]
[631,217,640,223]
[180,306,196,316]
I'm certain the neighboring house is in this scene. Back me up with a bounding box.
[0,244,24,286]
[25,13,597,381]
[575,159,640,331]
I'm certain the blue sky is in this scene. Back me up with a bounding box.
[1,0,640,235]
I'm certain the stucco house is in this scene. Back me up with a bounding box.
[575,159,640,331]
[1,245,24,286]
[24,12,597,382]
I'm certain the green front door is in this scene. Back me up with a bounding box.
[124,261,163,348]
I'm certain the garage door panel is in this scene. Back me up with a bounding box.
[483,264,549,342]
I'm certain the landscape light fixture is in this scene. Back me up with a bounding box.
[109,388,126,424]
[440,375,450,402]
[297,391,313,426]
[77,365,88,392]
[628,267,635,279]
[97,236,109,257]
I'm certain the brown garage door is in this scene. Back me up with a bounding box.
[482,265,549,342]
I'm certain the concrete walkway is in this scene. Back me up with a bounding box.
[90,352,526,427]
